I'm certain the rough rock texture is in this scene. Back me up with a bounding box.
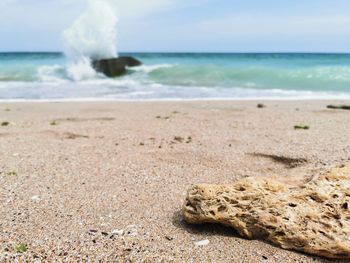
[92,57,142,77]
[183,164,350,259]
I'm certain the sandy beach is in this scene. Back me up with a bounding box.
[1,100,350,262]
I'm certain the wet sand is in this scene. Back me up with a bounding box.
[1,100,350,262]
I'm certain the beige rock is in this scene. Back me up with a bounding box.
[183,165,350,259]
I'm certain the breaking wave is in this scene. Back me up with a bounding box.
[1,53,350,100]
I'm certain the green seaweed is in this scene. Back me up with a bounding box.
[15,244,27,253]
[50,120,58,126]
[7,171,17,176]
[156,116,170,120]
[294,124,310,130]
[1,121,9,126]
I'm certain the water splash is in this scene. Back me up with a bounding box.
[63,0,118,61]
[66,57,100,81]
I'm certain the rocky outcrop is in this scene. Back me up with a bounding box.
[92,57,142,77]
[183,164,350,259]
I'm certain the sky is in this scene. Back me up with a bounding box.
[0,0,350,52]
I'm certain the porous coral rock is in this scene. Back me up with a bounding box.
[183,165,350,259]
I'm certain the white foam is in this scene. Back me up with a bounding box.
[130,64,175,73]
[62,0,118,62]
[66,58,100,81]
[37,65,67,83]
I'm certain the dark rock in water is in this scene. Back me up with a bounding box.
[92,57,142,77]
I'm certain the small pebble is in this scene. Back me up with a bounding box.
[125,225,138,236]
[88,229,98,235]
[1,121,10,126]
[165,236,174,241]
[31,195,41,202]
[194,239,210,246]
[111,229,124,236]
[174,136,184,143]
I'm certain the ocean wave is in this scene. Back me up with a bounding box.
[0,79,349,101]
[129,64,175,73]
[1,52,350,100]
[2,60,350,92]
[37,65,68,83]
[0,66,37,82]
[143,64,350,91]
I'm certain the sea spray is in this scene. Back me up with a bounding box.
[66,58,98,81]
[63,0,118,60]
[62,0,119,80]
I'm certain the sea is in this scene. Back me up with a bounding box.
[0,52,350,101]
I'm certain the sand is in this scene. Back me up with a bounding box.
[0,100,350,262]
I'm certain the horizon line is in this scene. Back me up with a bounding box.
[1,51,350,54]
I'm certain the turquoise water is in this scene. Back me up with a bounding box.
[0,52,350,100]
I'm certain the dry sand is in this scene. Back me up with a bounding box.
[0,100,350,262]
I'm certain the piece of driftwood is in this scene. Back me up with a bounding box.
[327,105,350,110]
[183,165,350,259]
